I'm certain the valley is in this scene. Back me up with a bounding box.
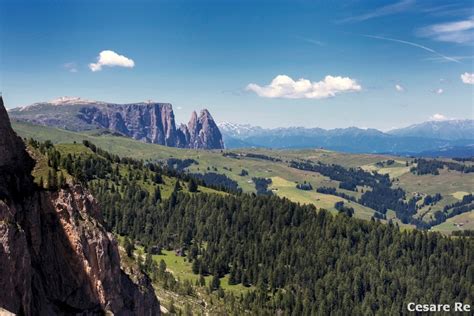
[13,120,474,233]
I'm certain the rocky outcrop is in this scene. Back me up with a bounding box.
[10,98,225,149]
[178,110,225,149]
[78,103,224,149]
[0,96,160,315]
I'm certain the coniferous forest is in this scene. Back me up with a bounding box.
[31,139,474,315]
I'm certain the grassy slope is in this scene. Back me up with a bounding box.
[431,211,474,234]
[13,121,374,217]
[152,250,252,296]
[14,121,474,229]
[269,176,375,220]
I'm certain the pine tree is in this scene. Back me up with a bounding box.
[199,275,206,286]
[47,170,55,190]
[152,186,161,204]
[159,259,167,275]
[154,173,163,184]
[192,258,200,274]
[145,253,153,272]
[211,274,221,291]
[124,237,134,258]
[173,180,181,192]
[57,172,65,189]
[188,179,198,193]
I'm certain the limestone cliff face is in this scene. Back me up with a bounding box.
[0,97,160,315]
[78,103,180,147]
[77,103,224,149]
[10,98,225,149]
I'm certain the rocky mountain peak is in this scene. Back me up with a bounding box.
[188,110,199,132]
[199,108,211,117]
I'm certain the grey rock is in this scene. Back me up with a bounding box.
[10,98,225,149]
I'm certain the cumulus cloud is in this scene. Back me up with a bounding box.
[395,84,404,92]
[89,50,135,72]
[429,113,448,121]
[417,16,474,44]
[246,75,361,99]
[461,72,474,84]
[432,88,444,95]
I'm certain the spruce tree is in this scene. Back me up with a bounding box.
[188,179,198,193]
[152,186,161,204]
[211,274,220,291]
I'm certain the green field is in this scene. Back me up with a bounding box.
[152,250,252,296]
[361,159,411,178]
[431,211,474,234]
[269,176,376,220]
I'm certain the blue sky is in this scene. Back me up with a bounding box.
[0,0,473,129]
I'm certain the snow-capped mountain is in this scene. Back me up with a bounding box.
[218,121,473,155]
[218,122,264,137]
[388,119,474,140]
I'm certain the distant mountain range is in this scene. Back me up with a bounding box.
[9,97,224,150]
[388,119,474,140]
[218,120,474,156]
[7,97,473,156]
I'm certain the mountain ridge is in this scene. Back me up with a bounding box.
[388,119,474,140]
[10,97,224,150]
[218,121,474,155]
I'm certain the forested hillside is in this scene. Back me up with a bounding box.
[27,139,474,315]
[13,121,474,233]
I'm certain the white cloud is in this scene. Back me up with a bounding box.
[63,62,78,73]
[89,50,135,72]
[429,113,448,121]
[461,72,474,84]
[417,16,474,44]
[246,75,361,99]
[432,88,444,94]
[339,0,414,23]
[363,34,460,63]
[395,84,404,92]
